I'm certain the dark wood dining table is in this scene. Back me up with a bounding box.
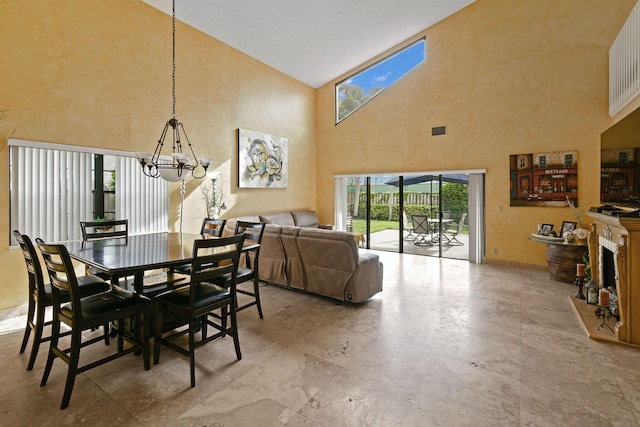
[65,232,258,294]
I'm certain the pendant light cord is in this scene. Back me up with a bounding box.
[172,0,176,120]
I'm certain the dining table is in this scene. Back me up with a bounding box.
[65,232,258,295]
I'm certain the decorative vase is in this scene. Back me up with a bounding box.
[573,228,589,245]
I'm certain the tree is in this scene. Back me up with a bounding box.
[441,183,468,222]
[337,83,384,121]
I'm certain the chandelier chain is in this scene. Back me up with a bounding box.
[135,0,210,181]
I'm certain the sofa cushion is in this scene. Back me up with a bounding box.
[291,210,320,227]
[260,212,295,226]
[297,228,359,300]
[259,225,287,285]
[279,226,305,290]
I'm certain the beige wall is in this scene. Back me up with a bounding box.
[0,0,316,310]
[316,0,637,267]
[0,0,637,311]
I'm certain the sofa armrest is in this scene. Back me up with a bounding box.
[318,224,334,230]
[343,252,383,302]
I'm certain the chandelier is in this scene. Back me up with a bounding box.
[135,0,210,182]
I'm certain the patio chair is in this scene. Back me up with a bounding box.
[411,214,432,245]
[403,211,416,240]
[443,213,466,246]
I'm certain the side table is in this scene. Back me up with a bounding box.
[530,234,588,283]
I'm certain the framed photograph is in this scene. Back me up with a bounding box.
[539,223,554,236]
[238,128,288,188]
[560,221,577,237]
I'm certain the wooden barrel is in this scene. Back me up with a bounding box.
[546,242,588,283]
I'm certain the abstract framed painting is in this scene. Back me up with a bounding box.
[238,128,288,188]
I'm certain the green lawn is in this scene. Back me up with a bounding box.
[352,219,398,234]
[351,219,468,234]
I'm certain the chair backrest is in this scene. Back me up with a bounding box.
[80,219,128,242]
[235,221,265,245]
[402,211,412,229]
[234,221,265,271]
[457,213,467,233]
[35,238,80,307]
[13,231,46,300]
[200,218,226,237]
[411,215,430,234]
[190,234,245,301]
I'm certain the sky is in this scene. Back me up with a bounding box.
[347,38,425,94]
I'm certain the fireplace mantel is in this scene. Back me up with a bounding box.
[587,211,640,345]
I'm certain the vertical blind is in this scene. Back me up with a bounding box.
[115,156,169,235]
[9,141,169,245]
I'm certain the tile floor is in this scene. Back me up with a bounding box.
[2,251,640,426]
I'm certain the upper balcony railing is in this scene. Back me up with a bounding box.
[610,1,640,117]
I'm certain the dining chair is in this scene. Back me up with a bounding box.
[36,238,151,409]
[79,219,129,280]
[173,218,227,274]
[200,218,226,237]
[80,219,128,242]
[14,231,111,371]
[411,214,432,246]
[153,234,245,387]
[213,220,266,318]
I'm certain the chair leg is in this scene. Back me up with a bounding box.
[103,323,110,345]
[201,315,208,340]
[40,313,60,387]
[253,278,263,319]
[117,319,124,353]
[19,297,36,354]
[221,307,228,336]
[60,328,82,410]
[189,318,196,388]
[140,311,150,371]
[26,302,47,371]
[229,306,242,361]
[153,305,163,365]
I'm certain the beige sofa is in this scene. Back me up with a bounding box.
[223,210,383,302]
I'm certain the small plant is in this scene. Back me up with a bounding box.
[583,255,592,282]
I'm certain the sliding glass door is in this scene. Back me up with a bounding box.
[337,171,484,262]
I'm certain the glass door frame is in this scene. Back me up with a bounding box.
[334,170,486,263]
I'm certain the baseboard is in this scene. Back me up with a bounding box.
[0,304,28,335]
[484,258,548,271]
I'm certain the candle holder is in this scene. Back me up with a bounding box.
[595,306,615,333]
[573,275,585,299]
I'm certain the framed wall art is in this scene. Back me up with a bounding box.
[509,150,578,207]
[238,128,288,188]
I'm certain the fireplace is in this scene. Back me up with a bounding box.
[587,211,640,345]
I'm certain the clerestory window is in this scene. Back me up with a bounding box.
[336,38,426,123]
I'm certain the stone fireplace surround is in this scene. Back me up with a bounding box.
[586,211,640,345]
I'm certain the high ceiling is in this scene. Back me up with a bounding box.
[140,0,476,88]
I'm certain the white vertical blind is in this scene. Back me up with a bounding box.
[467,173,485,264]
[115,156,169,235]
[9,140,170,245]
[334,177,347,231]
[11,146,92,243]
